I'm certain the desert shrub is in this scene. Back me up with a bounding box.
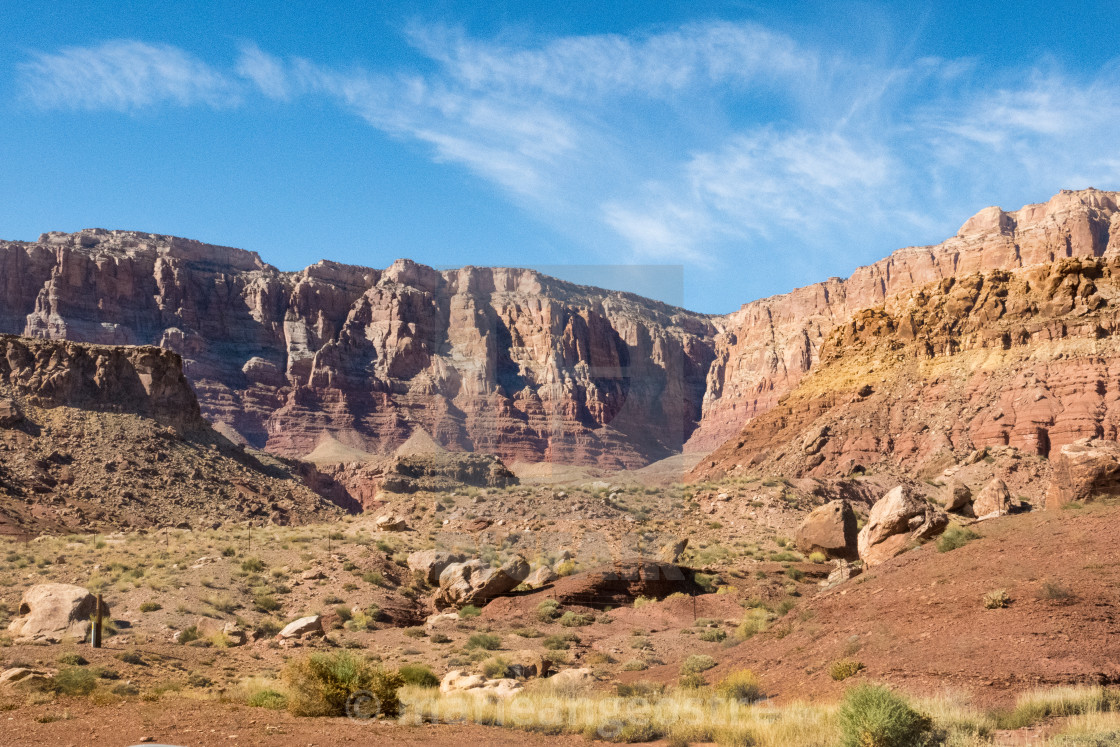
[362,571,386,587]
[221,546,237,557]
[204,593,239,614]
[57,652,87,666]
[633,596,655,609]
[808,551,828,564]
[458,605,481,619]
[678,673,706,689]
[430,633,451,644]
[694,573,718,592]
[52,667,97,696]
[984,589,1011,609]
[558,611,594,627]
[537,599,560,622]
[481,656,511,678]
[556,559,576,576]
[465,633,501,650]
[323,594,344,604]
[837,683,932,747]
[715,670,763,703]
[403,626,426,638]
[1038,581,1077,605]
[680,654,717,675]
[786,567,805,582]
[116,650,145,666]
[830,659,864,681]
[513,627,541,638]
[621,659,648,671]
[253,592,281,613]
[937,525,980,553]
[247,689,287,709]
[698,628,727,643]
[139,601,162,613]
[241,557,266,573]
[397,663,438,688]
[334,605,353,623]
[283,651,402,718]
[177,625,201,644]
[736,608,772,640]
[187,672,212,688]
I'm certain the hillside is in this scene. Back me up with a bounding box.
[688,255,1120,502]
[0,334,344,535]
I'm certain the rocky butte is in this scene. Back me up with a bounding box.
[0,188,1117,471]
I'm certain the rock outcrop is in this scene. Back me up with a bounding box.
[8,190,1117,472]
[857,487,949,567]
[689,253,1120,506]
[687,188,1120,453]
[435,556,530,609]
[1045,439,1120,509]
[0,335,344,534]
[407,550,468,585]
[973,478,1013,520]
[795,500,858,559]
[7,583,107,643]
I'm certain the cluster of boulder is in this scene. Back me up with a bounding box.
[796,476,1020,568]
[407,550,532,609]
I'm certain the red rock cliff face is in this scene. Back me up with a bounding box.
[4,189,1118,468]
[688,256,1120,495]
[0,230,717,467]
[685,188,1120,453]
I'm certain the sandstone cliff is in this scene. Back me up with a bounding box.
[685,188,1120,452]
[0,230,717,468]
[4,188,1119,470]
[688,255,1120,503]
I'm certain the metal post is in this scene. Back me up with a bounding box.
[92,593,103,649]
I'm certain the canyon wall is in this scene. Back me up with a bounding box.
[2,188,1117,468]
[0,231,718,467]
[685,188,1120,452]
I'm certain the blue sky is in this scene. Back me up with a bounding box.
[2,1,1118,313]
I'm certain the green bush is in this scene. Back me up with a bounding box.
[937,525,980,553]
[52,666,97,696]
[465,633,502,650]
[139,601,162,613]
[116,650,145,666]
[481,656,511,678]
[537,599,560,622]
[57,652,88,666]
[397,663,439,688]
[253,592,281,612]
[680,654,717,675]
[837,684,932,747]
[283,651,403,718]
[241,557,266,572]
[247,688,287,709]
[542,633,578,650]
[458,605,481,619]
[715,670,763,703]
[698,628,727,642]
[830,659,864,681]
[558,611,594,627]
[177,625,201,644]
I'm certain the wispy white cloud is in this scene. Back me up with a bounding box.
[19,40,237,111]
[15,25,1120,298]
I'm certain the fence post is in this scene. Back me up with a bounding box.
[92,593,103,649]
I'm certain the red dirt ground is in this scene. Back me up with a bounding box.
[669,503,1120,707]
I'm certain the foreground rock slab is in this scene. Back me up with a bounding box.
[7,583,107,643]
[857,486,948,567]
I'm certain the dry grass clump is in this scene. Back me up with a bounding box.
[983,589,1011,609]
[283,651,403,718]
[829,659,864,681]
